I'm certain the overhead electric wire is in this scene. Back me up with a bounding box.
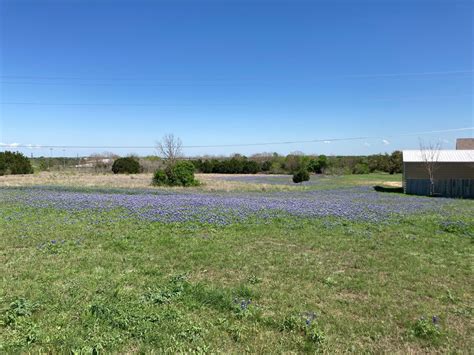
[3,127,473,150]
[342,70,474,78]
[0,81,259,87]
[1,70,472,82]
[1,71,471,150]
[1,93,471,107]
[0,101,239,107]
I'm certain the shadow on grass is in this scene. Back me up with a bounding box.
[373,185,404,193]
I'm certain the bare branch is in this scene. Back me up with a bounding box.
[156,134,183,166]
[419,139,442,196]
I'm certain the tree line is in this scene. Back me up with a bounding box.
[0,150,403,177]
[191,151,402,175]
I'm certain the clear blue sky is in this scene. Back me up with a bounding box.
[0,0,472,157]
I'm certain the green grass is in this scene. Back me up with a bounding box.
[304,173,402,191]
[1,190,473,352]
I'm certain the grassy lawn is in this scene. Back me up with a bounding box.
[0,175,472,353]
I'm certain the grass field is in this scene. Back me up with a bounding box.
[0,171,402,192]
[1,173,473,353]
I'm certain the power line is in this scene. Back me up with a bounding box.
[343,70,474,78]
[0,70,472,82]
[0,101,239,107]
[1,93,471,107]
[0,81,258,87]
[2,127,473,150]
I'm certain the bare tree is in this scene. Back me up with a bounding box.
[419,140,441,196]
[156,134,183,166]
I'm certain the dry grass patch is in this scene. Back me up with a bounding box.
[0,171,299,192]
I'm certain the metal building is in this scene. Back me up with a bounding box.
[402,150,474,198]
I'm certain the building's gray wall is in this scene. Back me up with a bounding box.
[403,162,474,198]
[404,179,474,198]
[403,162,474,179]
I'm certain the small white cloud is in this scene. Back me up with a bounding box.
[442,139,450,144]
[364,142,371,147]
[323,140,331,144]
[0,142,5,146]
[382,139,390,145]
[9,143,20,147]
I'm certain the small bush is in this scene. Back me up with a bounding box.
[261,160,272,172]
[292,169,310,183]
[111,157,141,174]
[38,158,50,171]
[4,298,39,325]
[279,314,302,332]
[152,161,198,187]
[242,160,259,174]
[410,316,441,339]
[0,151,33,176]
[439,221,473,236]
[352,162,370,174]
[167,161,198,186]
[142,274,188,305]
[247,275,262,284]
[306,327,325,345]
[152,169,168,186]
[307,155,328,174]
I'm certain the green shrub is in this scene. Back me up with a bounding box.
[352,162,369,174]
[261,160,272,172]
[152,161,198,187]
[307,158,320,174]
[166,161,196,186]
[0,151,33,176]
[410,316,441,339]
[439,221,473,236]
[279,314,302,332]
[317,155,328,172]
[292,169,310,183]
[388,150,403,174]
[242,160,259,174]
[5,298,39,325]
[38,158,50,171]
[285,154,306,173]
[152,169,168,186]
[111,157,141,174]
[306,327,325,345]
[308,155,328,174]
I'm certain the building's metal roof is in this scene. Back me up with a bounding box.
[403,150,474,163]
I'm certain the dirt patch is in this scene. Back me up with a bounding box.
[383,181,403,187]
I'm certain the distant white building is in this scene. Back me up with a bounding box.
[75,158,113,169]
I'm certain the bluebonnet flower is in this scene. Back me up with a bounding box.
[0,185,450,225]
[234,298,251,311]
[304,311,317,326]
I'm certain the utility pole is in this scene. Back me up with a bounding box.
[62,149,66,169]
[49,148,53,170]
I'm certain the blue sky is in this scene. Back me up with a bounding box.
[0,0,472,157]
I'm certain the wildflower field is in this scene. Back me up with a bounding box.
[1,174,473,353]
